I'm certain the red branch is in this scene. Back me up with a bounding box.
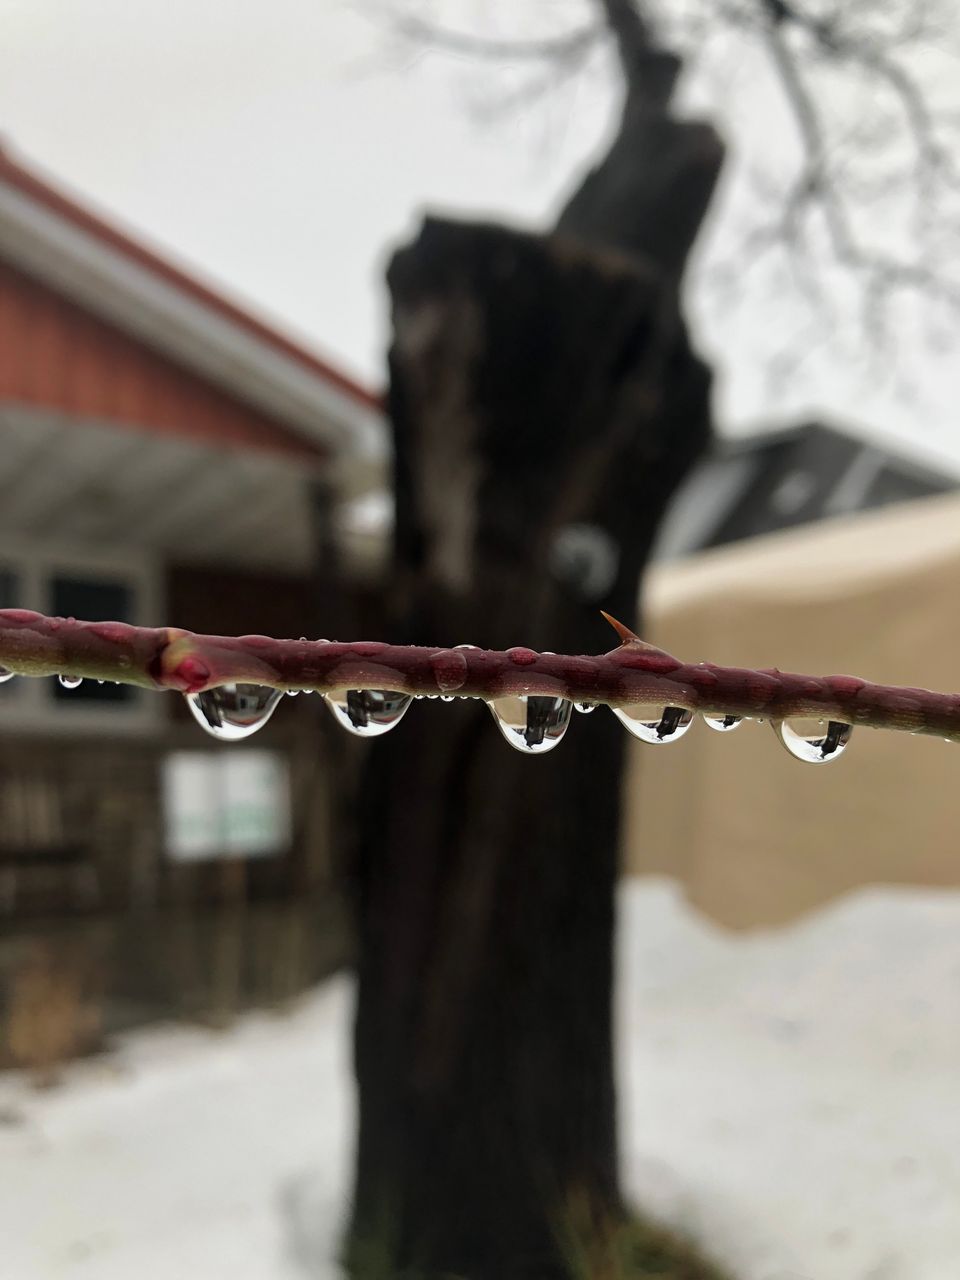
[0,607,957,741]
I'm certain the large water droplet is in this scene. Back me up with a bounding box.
[0,666,15,684]
[703,712,742,733]
[58,673,83,690]
[776,718,852,764]
[186,683,282,741]
[574,702,597,714]
[325,689,412,737]
[488,695,572,755]
[613,704,693,744]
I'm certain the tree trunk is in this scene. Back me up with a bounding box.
[347,21,723,1276]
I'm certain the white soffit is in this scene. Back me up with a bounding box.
[0,407,317,575]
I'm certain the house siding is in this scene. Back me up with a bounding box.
[0,260,327,464]
[0,562,351,1071]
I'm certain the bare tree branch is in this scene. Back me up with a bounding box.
[750,0,960,311]
[765,0,960,195]
[596,0,656,74]
[361,2,604,63]
[368,1,960,379]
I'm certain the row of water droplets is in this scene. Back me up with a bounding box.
[0,669,85,689]
[181,683,853,765]
[0,659,853,764]
[606,703,849,762]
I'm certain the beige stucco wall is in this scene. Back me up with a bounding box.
[623,491,960,929]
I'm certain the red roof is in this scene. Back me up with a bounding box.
[0,142,380,412]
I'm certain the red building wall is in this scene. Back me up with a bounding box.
[0,259,325,464]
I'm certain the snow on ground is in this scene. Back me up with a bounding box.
[2,878,960,1280]
[0,980,355,1280]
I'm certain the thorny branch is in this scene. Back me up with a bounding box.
[0,608,958,744]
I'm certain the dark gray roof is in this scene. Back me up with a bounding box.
[652,421,959,561]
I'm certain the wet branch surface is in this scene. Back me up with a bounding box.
[0,607,957,742]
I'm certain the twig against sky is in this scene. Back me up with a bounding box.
[362,2,604,63]
[754,0,960,310]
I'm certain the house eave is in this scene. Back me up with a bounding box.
[0,175,387,490]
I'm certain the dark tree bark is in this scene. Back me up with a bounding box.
[347,10,724,1277]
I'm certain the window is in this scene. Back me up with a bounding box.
[49,574,134,705]
[162,750,291,862]
[0,568,18,606]
[769,469,817,517]
[0,541,160,734]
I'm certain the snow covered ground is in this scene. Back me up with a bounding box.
[2,877,960,1280]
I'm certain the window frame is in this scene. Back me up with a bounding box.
[0,537,163,736]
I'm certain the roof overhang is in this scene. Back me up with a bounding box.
[0,405,321,574]
[0,159,387,498]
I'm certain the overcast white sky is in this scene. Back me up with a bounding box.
[2,0,959,471]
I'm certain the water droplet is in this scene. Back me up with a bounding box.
[58,674,83,690]
[0,667,15,684]
[430,648,468,694]
[285,688,300,697]
[507,647,538,666]
[325,689,412,737]
[613,704,693,744]
[440,695,455,702]
[488,695,572,754]
[574,702,597,714]
[454,643,479,650]
[186,683,282,741]
[775,718,852,764]
[703,712,742,732]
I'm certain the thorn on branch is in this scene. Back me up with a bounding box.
[600,610,642,645]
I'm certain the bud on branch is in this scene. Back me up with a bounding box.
[0,607,956,748]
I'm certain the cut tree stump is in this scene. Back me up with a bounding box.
[346,217,714,1279]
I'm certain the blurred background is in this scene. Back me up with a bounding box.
[1,3,960,1279]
